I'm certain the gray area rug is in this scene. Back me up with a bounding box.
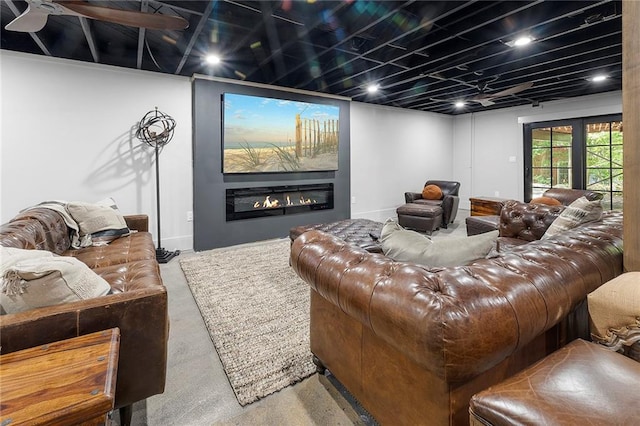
[179,238,315,406]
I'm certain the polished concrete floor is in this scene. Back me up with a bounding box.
[118,211,470,426]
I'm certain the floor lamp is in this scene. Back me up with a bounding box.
[136,107,180,263]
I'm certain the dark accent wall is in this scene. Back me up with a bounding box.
[192,77,351,250]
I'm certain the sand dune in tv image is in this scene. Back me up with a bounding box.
[223,93,339,173]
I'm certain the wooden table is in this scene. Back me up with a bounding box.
[469,196,510,216]
[0,328,120,426]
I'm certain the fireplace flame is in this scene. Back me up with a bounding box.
[262,196,279,208]
[253,194,318,209]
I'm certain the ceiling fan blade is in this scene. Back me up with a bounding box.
[5,5,50,32]
[476,99,495,107]
[485,82,534,99]
[58,1,189,30]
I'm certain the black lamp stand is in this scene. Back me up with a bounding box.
[153,128,179,264]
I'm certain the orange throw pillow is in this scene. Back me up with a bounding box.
[530,196,562,206]
[422,184,443,200]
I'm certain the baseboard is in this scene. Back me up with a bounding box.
[154,234,193,252]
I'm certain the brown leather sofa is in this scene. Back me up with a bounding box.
[404,180,460,228]
[0,208,169,426]
[466,188,603,236]
[290,203,623,425]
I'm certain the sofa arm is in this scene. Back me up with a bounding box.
[124,214,149,232]
[404,192,422,203]
[0,281,169,410]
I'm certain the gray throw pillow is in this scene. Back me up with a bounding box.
[66,198,130,245]
[0,247,111,314]
[380,219,499,267]
[541,196,603,239]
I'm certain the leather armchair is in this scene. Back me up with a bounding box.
[404,180,460,228]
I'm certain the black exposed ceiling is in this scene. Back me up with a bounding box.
[0,0,622,115]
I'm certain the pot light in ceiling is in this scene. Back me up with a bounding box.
[591,75,608,82]
[505,35,534,48]
[205,54,221,65]
[454,101,465,108]
[367,84,380,94]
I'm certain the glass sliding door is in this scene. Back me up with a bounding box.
[524,114,622,210]
[530,126,573,198]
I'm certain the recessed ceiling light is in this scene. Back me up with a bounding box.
[205,54,221,65]
[505,36,534,47]
[367,84,380,93]
[454,101,465,108]
[514,36,533,46]
[591,75,608,82]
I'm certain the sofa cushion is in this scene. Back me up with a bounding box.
[530,196,562,206]
[422,184,443,200]
[380,219,498,267]
[542,196,603,239]
[587,272,640,342]
[66,198,130,245]
[0,246,111,314]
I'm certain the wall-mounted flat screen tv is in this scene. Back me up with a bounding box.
[222,92,340,173]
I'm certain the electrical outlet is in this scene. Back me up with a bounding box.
[351,196,356,204]
[494,191,500,197]
[187,211,193,222]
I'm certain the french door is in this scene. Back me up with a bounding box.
[524,115,623,210]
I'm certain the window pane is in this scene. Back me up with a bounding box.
[532,128,551,148]
[532,168,551,186]
[611,145,623,167]
[612,192,623,211]
[612,170,623,191]
[552,168,571,187]
[599,192,612,210]
[532,148,550,167]
[552,126,572,147]
[552,147,571,167]
[587,169,609,189]
[586,131,610,147]
[611,121,622,140]
[587,145,610,167]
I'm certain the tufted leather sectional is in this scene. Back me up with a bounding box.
[0,208,168,425]
[290,206,623,425]
[466,188,603,236]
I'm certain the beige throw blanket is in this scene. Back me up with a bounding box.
[22,200,91,249]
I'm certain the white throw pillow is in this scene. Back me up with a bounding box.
[380,219,498,267]
[66,198,130,245]
[0,246,111,314]
[541,196,603,239]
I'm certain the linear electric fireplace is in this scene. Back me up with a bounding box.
[226,183,334,221]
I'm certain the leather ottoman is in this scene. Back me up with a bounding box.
[396,203,443,234]
[465,215,500,236]
[469,338,640,425]
[289,218,383,253]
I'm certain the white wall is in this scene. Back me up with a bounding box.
[1,51,193,250]
[452,91,623,209]
[1,50,623,249]
[350,102,454,222]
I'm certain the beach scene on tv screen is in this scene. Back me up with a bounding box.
[223,92,340,173]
